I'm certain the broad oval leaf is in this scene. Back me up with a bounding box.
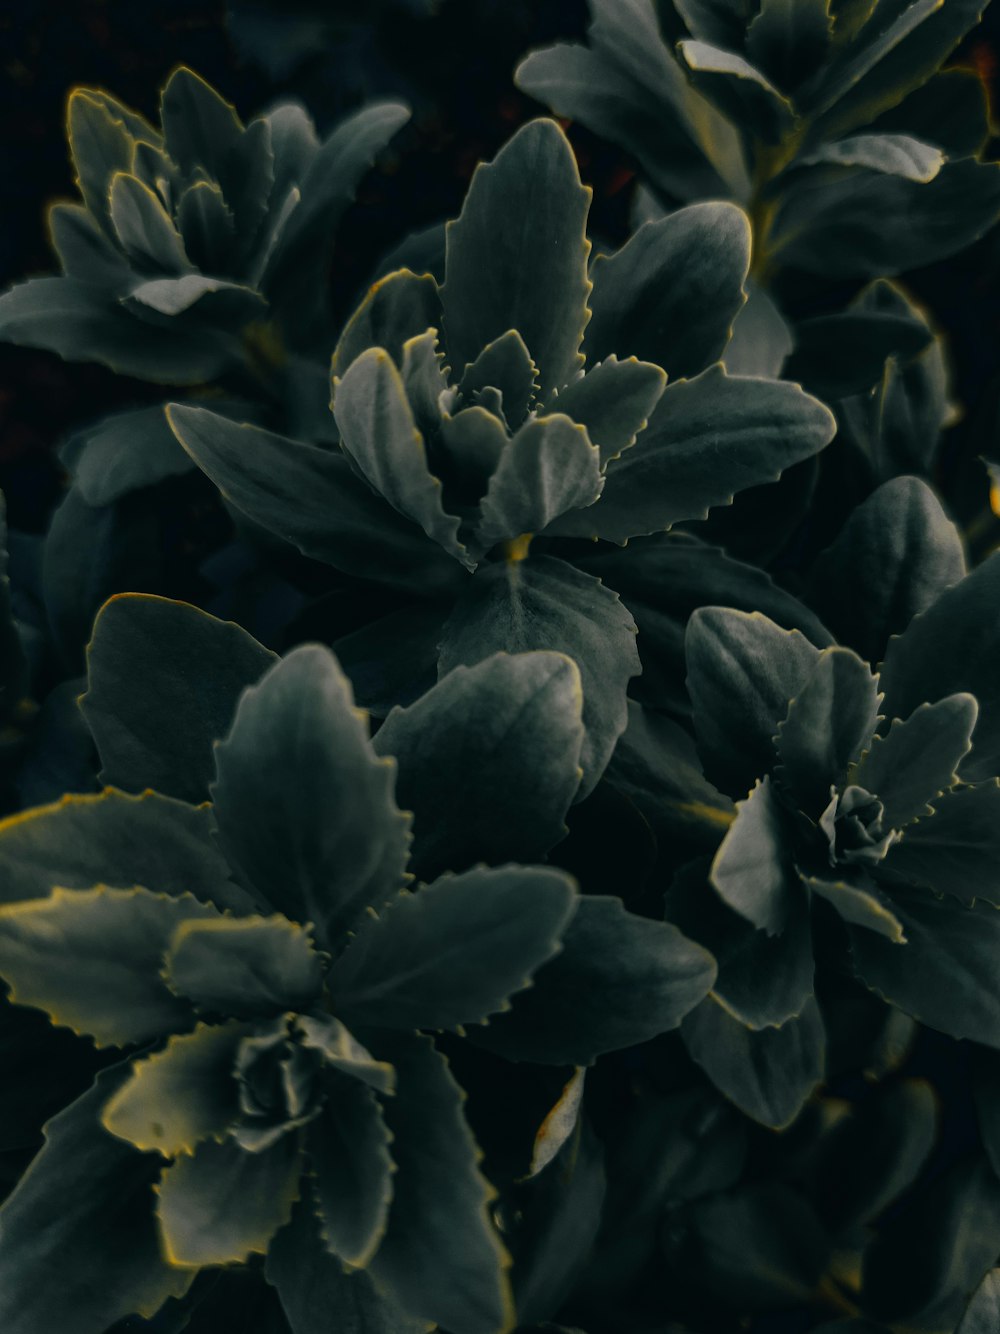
[711,777,801,936]
[212,644,411,950]
[373,652,584,881]
[441,118,591,395]
[330,866,576,1032]
[164,916,324,1017]
[439,555,639,800]
[81,593,277,804]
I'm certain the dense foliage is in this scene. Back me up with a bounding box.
[1,2,1000,1331]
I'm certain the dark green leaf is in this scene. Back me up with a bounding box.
[686,606,821,796]
[212,645,410,948]
[805,875,905,942]
[332,348,469,565]
[723,281,793,377]
[331,269,441,382]
[584,203,748,381]
[711,777,801,935]
[308,1076,394,1268]
[667,856,814,1028]
[81,592,277,804]
[439,555,639,799]
[441,118,591,395]
[809,476,965,666]
[555,366,834,541]
[296,1015,395,1094]
[880,549,1000,782]
[677,41,796,143]
[0,1066,194,1334]
[851,890,1000,1046]
[102,1020,246,1155]
[156,1130,303,1266]
[266,1196,428,1334]
[745,0,832,90]
[331,866,575,1032]
[459,329,537,429]
[0,884,220,1046]
[66,404,196,506]
[471,894,716,1064]
[546,356,666,464]
[869,67,991,158]
[475,413,602,556]
[109,173,190,275]
[0,788,251,914]
[784,295,935,401]
[775,648,880,818]
[799,133,944,182]
[863,1155,1000,1329]
[367,1031,514,1334]
[164,916,324,1017]
[682,995,825,1129]
[167,405,466,596]
[880,782,1000,906]
[374,652,584,880]
[959,1270,1000,1334]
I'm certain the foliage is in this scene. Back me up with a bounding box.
[0,12,998,1334]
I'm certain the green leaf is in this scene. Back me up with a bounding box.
[863,1155,1000,1330]
[774,648,880,818]
[851,890,1000,1046]
[0,1066,195,1334]
[367,1032,514,1334]
[307,1076,394,1267]
[675,0,756,46]
[515,36,746,207]
[546,356,666,464]
[879,783,1000,907]
[176,181,237,275]
[799,133,944,182]
[723,281,793,378]
[852,695,978,829]
[265,101,410,296]
[156,1130,303,1267]
[331,866,575,1032]
[48,200,128,283]
[474,413,602,557]
[296,1015,395,1095]
[711,777,801,935]
[959,1270,1000,1334]
[164,916,324,1017]
[65,404,196,506]
[769,159,1000,280]
[669,1182,831,1310]
[471,895,716,1064]
[807,0,988,138]
[332,348,470,566]
[0,884,221,1046]
[102,1020,247,1154]
[880,549,1000,782]
[815,1078,937,1233]
[0,276,236,383]
[439,555,639,799]
[579,530,832,715]
[686,607,822,796]
[331,269,441,382]
[212,645,410,949]
[667,857,814,1029]
[869,67,991,158]
[160,66,242,182]
[584,203,748,382]
[124,274,265,321]
[441,118,591,395]
[109,173,191,274]
[0,787,251,913]
[373,652,584,880]
[677,40,796,144]
[81,593,277,804]
[809,476,965,666]
[555,366,834,541]
[744,0,832,90]
[267,1196,430,1334]
[459,329,537,429]
[682,995,825,1129]
[167,405,467,596]
[67,88,136,234]
[784,294,934,402]
[804,875,905,942]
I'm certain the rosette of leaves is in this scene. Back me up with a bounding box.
[663,483,1000,1130]
[0,593,716,1334]
[167,115,835,796]
[516,0,1000,286]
